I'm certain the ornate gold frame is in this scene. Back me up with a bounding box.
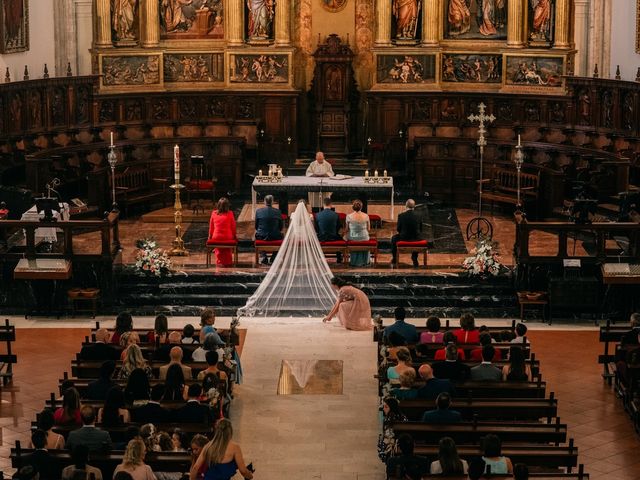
[321,0,348,13]
[0,0,29,54]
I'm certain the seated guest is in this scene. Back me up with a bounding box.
[383,307,419,344]
[386,331,408,362]
[113,438,157,480]
[171,428,187,452]
[86,360,117,401]
[255,194,284,265]
[390,370,419,400]
[621,312,640,345]
[189,434,210,479]
[110,312,133,345]
[432,344,470,381]
[119,331,141,360]
[391,199,423,267]
[164,363,188,402]
[61,444,103,480]
[208,196,237,267]
[118,344,153,380]
[453,312,480,344]
[429,436,468,475]
[30,409,65,450]
[511,322,528,344]
[197,350,228,383]
[500,329,516,342]
[153,331,183,362]
[481,434,513,474]
[25,430,56,480]
[502,346,531,382]
[12,466,40,480]
[159,346,193,380]
[345,199,371,267]
[386,347,415,383]
[468,458,486,480]
[182,324,198,344]
[97,386,130,426]
[157,432,174,452]
[139,423,158,452]
[175,384,213,424]
[66,406,112,452]
[470,345,502,382]
[433,331,466,361]
[420,316,444,344]
[79,328,118,361]
[199,308,225,345]
[54,387,82,426]
[513,463,529,480]
[124,368,151,407]
[421,392,462,423]
[315,196,343,263]
[193,332,225,363]
[382,396,407,424]
[385,433,429,480]
[147,314,169,345]
[417,364,455,399]
[132,384,171,424]
[469,332,503,362]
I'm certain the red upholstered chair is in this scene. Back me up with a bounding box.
[205,239,238,267]
[186,157,216,208]
[368,213,382,229]
[281,213,289,228]
[346,239,378,266]
[320,240,348,261]
[395,240,429,268]
[254,239,283,265]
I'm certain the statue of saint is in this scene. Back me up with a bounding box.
[247,0,274,39]
[112,0,138,41]
[392,0,420,40]
[447,0,471,35]
[161,0,193,33]
[530,0,552,40]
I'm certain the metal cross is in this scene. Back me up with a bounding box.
[467,102,495,150]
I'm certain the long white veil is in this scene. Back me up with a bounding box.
[238,201,337,317]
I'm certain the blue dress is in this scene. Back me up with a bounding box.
[204,460,238,480]
[347,213,370,266]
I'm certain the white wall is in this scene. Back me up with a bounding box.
[610,0,640,81]
[0,0,56,82]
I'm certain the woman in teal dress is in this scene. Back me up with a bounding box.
[346,199,371,266]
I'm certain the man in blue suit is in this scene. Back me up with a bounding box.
[315,197,342,263]
[421,392,462,423]
[255,194,283,264]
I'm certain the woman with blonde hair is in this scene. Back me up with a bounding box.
[386,347,415,383]
[190,419,254,480]
[119,331,141,360]
[113,438,157,479]
[118,344,153,380]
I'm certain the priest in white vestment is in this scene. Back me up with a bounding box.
[305,151,334,210]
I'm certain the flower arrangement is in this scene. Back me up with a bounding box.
[462,239,509,277]
[134,238,172,277]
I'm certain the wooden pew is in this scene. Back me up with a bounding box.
[395,379,548,399]
[0,319,16,385]
[374,320,517,343]
[380,342,531,363]
[598,320,631,382]
[59,376,203,397]
[71,359,209,378]
[44,421,213,442]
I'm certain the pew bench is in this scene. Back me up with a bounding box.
[598,320,629,382]
[254,239,283,265]
[394,240,429,268]
[320,240,348,261]
[346,239,379,266]
[480,165,540,216]
[0,319,16,385]
[373,320,517,343]
[205,240,238,267]
[113,166,168,217]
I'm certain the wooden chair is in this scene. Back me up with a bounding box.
[254,239,283,265]
[346,239,378,266]
[395,240,429,267]
[205,239,238,267]
[320,240,348,261]
[186,156,216,210]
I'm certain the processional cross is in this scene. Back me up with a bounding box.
[466,102,495,240]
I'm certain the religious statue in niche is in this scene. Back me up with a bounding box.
[441,54,502,83]
[505,56,563,87]
[445,0,507,40]
[376,55,436,84]
[161,0,224,38]
[164,53,224,82]
[325,66,344,101]
[321,0,348,13]
[528,0,553,45]
[230,54,288,83]
[0,0,29,53]
[246,0,275,40]
[578,89,591,125]
[102,56,160,86]
[392,0,421,41]
[112,0,139,43]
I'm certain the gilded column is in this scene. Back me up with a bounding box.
[141,0,159,47]
[226,0,244,46]
[275,0,291,46]
[506,0,524,47]
[421,0,439,46]
[374,0,392,46]
[554,0,572,48]
[94,0,112,47]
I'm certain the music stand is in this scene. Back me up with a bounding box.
[190,156,205,215]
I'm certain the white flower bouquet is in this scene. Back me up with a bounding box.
[134,238,172,277]
[462,239,509,277]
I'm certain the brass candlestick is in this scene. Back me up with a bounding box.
[168,183,189,256]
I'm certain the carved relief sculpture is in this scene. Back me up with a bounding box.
[230,54,288,83]
[102,56,160,86]
[1,0,29,53]
[505,56,563,87]
[112,0,139,42]
[601,91,613,128]
[376,55,436,84]
[441,54,502,83]
[164,53,224,82]
[393,0,421,40]
[354,0,374,89]
[29,91,41,128]
[445,0,507,40]
[321,0,348,13]
[161,0,223,38]
[578,89,591,125]
[528,0,553,44]
[247,0,275,40]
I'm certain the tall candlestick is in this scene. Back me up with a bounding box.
[174,145,180,182]
[110,132,114,147]
[517,134,521,146]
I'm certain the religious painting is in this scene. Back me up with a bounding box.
[164,53,224,83]
[0,0,29,53]
[245,0,274,41]
[160,0,224,39]
[441,54,502,83]
[229,54,289,83]
[528,0,554,46]
[101,55,161,87]
[321,0,348,13]
[392,0,421,41]
[112,0,139,43]
[444,0,507,40]
[376,54,436,84]
[505,56,564,88]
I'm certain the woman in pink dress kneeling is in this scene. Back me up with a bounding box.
[322,277,372,331]
[208,197,237,267]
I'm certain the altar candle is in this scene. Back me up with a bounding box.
[174,145,180,181]
[383,169,387,177]
[517,134,521,146]
[374,170,378,177]
[259,169,263,176]
[110,132,114,147]
[365,170,369,178]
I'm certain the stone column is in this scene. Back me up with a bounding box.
[226,0,244,46]
[573,0,589,75]
[94,0,112,48]
[275,0,291,46]
[75,0,93,75]
[140,0,159,47]
[506,0,525,47]
[54,0,76,76]
[554,0,572,48]
[374,0,392,46]
[421,0,439,46]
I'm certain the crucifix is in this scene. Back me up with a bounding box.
[466,102,495,240]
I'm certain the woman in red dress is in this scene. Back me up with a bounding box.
[208,197,237,267]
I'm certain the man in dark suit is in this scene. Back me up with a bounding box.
[175,384,213,424]
[391,199,423,267]
[132,384,172,424]
[78,328,119,361]
[255,194,284,264]
[383,306,419,344]
[25,430,57,480]
[385,434,430,480]
[470,345,503,381]
[421,392,462,423]
[432,344,470,381]
[85,360,116,401]
[315,197,342,263]
[416,364,456,400]
[66,406,112,452]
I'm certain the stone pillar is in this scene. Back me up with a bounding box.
[94,0,112,48]
[275,0,291,46]
[421,0,439,46]
[554,0,572,48]
[226,0,244,46]
[54,0,76,76]
[140,0,159,47]
[374,0,392,46]
[75,0,93,75]
[506,0,524,47]
[573,0,589,75]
